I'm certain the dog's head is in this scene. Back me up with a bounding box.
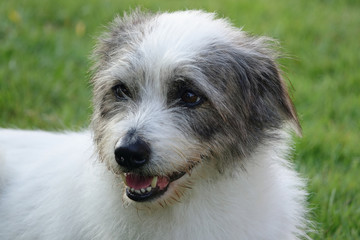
[90,10,300,206]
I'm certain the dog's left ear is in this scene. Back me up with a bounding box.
[224,38,302,136]
[245,40,301,136]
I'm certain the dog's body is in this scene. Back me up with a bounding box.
[0,10,308,239]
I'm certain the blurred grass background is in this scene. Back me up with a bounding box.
[0,0,359,238]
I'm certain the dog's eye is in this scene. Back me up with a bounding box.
[180,90,203,107]
[112,84,131,100]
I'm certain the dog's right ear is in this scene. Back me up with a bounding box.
[92,9,153,71]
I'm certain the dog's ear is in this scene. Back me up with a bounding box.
[232,37,301,135]
[92,9,153,71]
[202,38,301,136]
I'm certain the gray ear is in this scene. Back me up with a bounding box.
[92,10,154,71]
[196,38,301,136]
[231,41,301,135]
[237,47,301,135]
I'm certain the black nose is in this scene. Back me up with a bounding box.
[114,138,151,170]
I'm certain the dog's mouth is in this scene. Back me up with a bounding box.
[122,172,186,202]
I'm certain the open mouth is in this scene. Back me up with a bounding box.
[121,172,186,202]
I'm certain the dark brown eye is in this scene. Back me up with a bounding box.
[180,90,203,107]
[112,84,131,100]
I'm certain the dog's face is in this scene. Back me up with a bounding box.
[91,10,300,206]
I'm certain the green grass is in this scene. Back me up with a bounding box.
[1,0,359,238]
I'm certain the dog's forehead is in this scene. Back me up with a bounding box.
[119,11,239,78]
[107,11,237,86]
[139,11,234,62]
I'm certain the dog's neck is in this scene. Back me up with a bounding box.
[114,162,279,239]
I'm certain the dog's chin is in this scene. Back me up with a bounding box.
[120,164,198,204]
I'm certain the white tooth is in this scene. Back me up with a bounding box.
[120,174,127,185]
[146,187,152,192]
[130,188,135,192]
[135,190,141,194]
[151,176,158,188]
[141,188,146,193]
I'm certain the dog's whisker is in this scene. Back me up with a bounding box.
[185,168,191,176]
[174,190,181,199]
[179,183,193,190]
[158,202,165,209]
[170,196,181,204]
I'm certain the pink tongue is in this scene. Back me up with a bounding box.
[157,177,170,190]
[125,174,170,190]
[126,175,153,189]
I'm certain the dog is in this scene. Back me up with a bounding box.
[0,10,309,240]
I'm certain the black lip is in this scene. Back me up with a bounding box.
[126,186,168,202]
[169,171,186,182]
[126,172,186,202]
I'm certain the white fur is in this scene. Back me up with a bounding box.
[0,10,309,240]
[0,129,307,239]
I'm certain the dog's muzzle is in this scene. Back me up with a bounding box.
[114,137,196,202]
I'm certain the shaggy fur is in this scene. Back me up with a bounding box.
[0,10,309,239]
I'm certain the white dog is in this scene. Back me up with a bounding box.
[0,10,309,239]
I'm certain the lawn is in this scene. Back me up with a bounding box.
[1,0,359,239]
